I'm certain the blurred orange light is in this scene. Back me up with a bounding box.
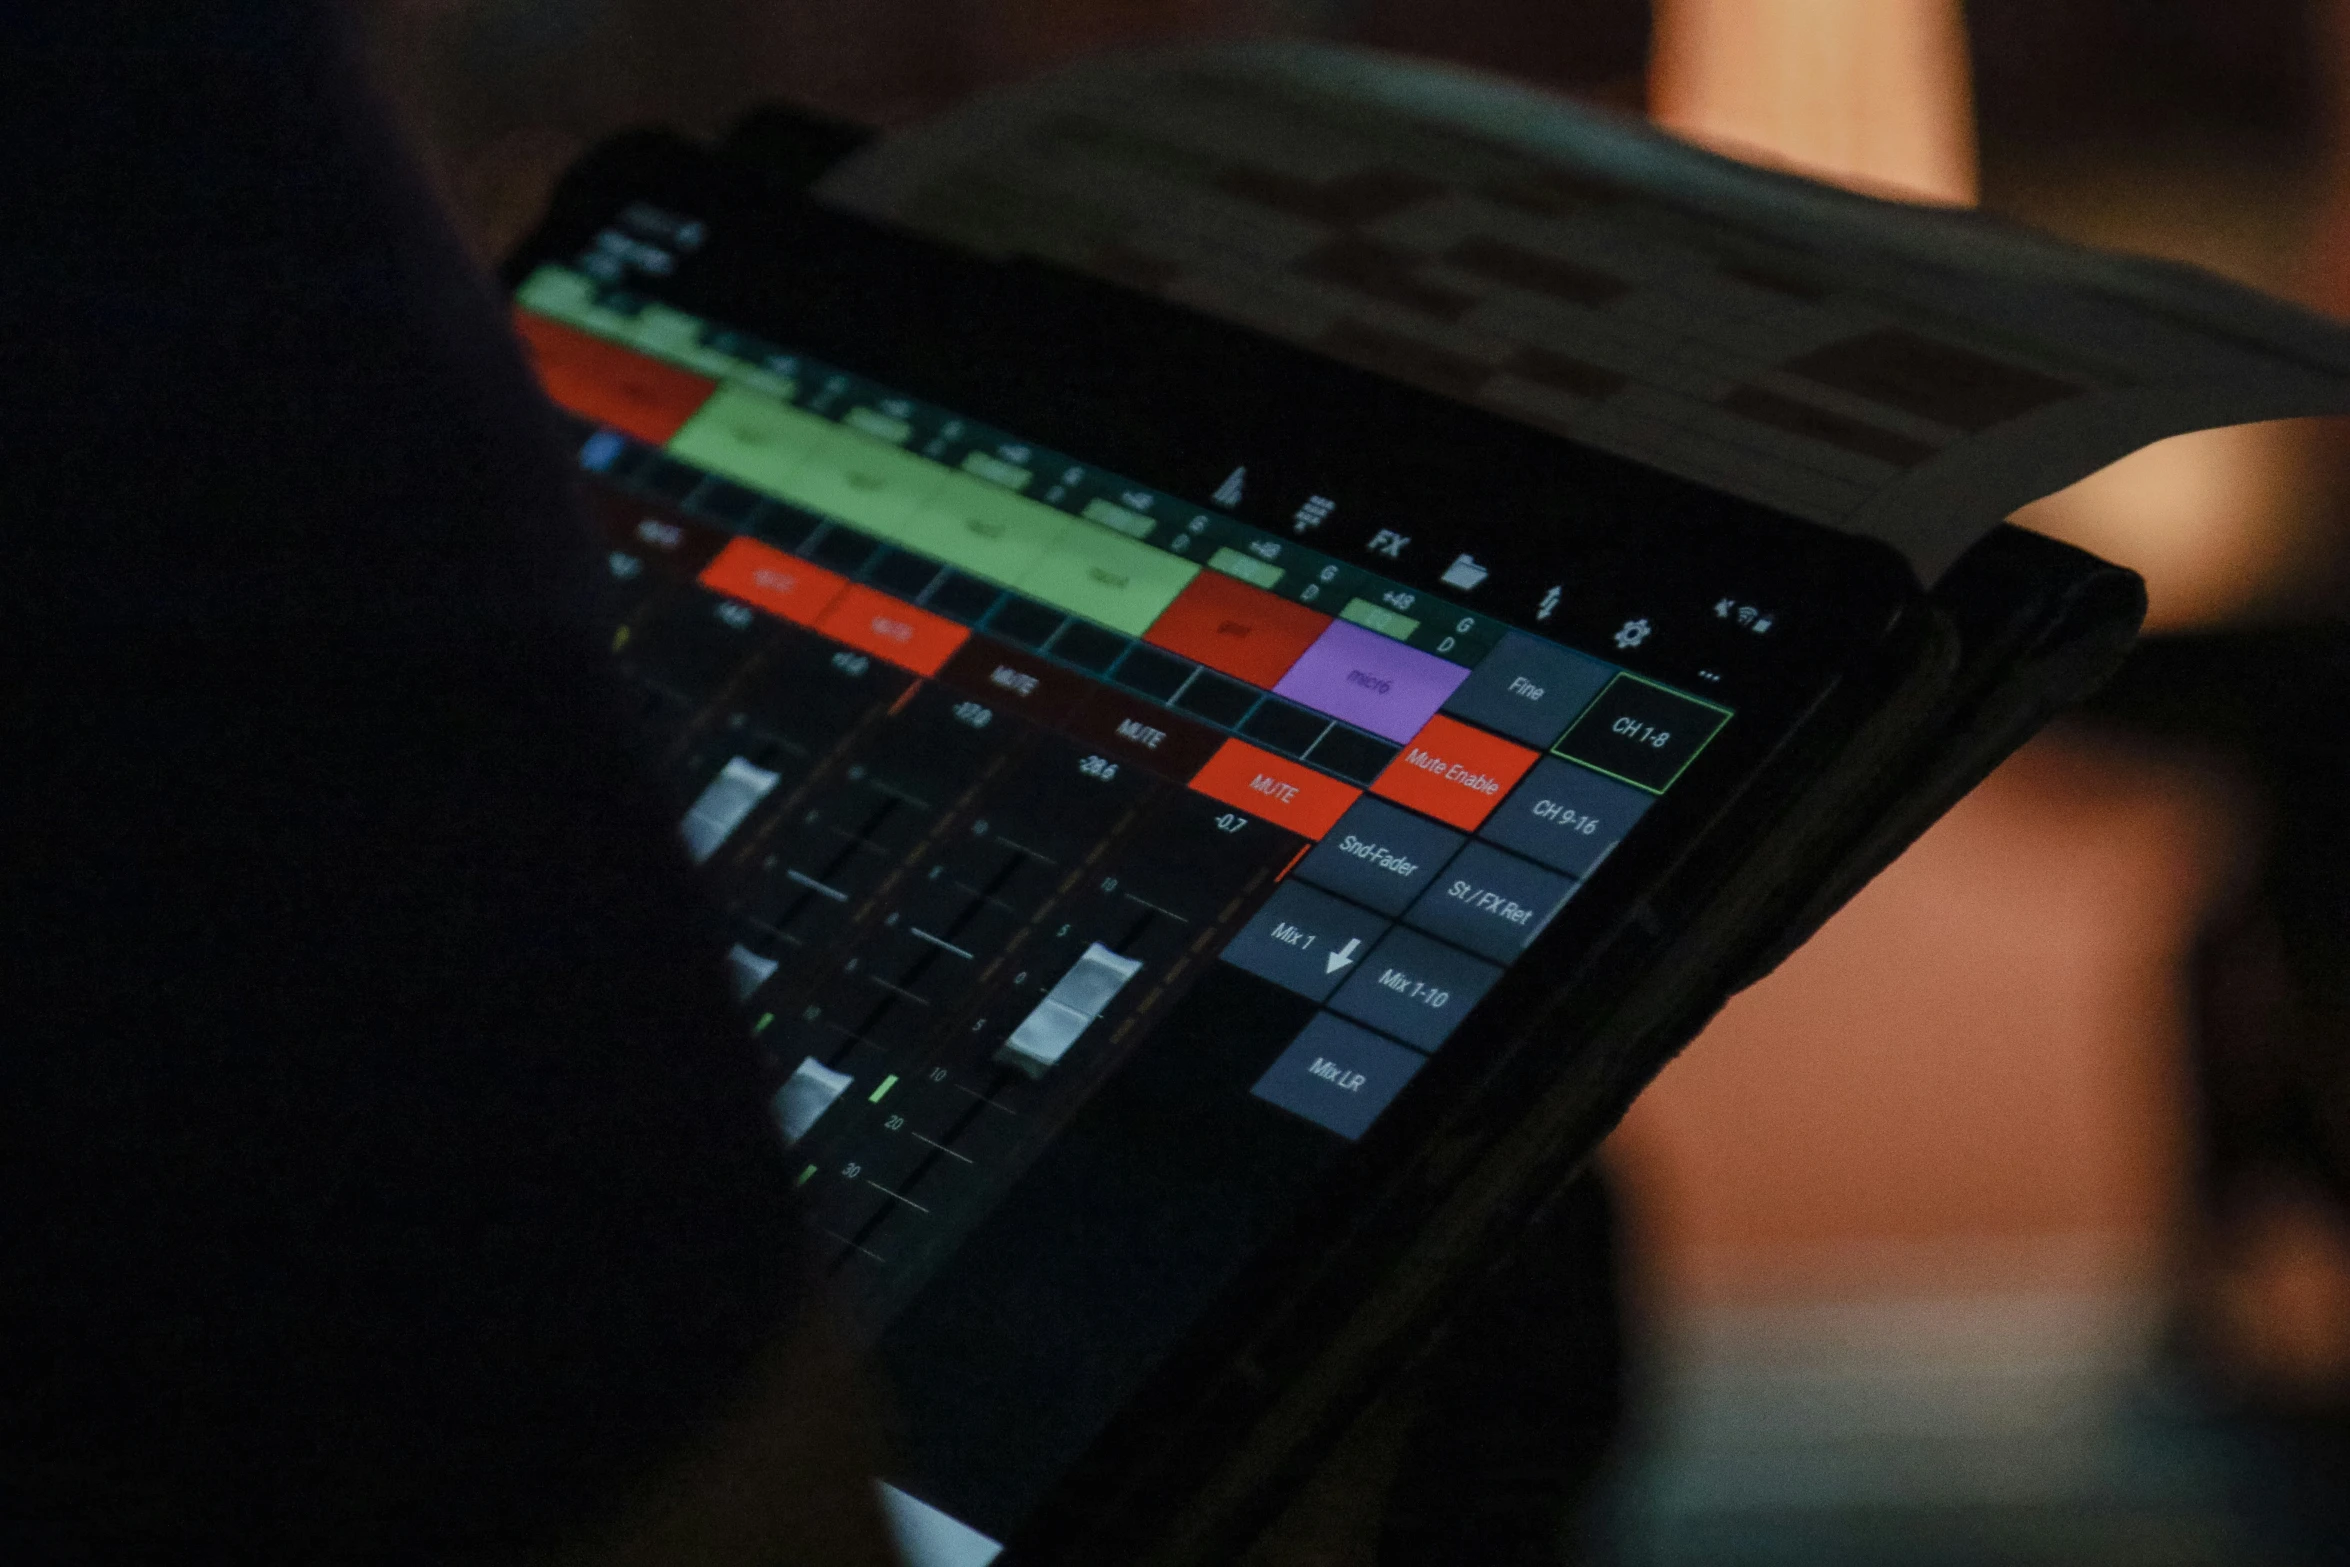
[1649,0,1977,205]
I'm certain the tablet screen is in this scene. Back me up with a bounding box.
[515,252,1762,1554]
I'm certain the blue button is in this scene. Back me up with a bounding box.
[1251,1013,1426,1140]
[1476,757,1652,878]
[1327,925,1502,1052]
[1404,841,1579,963]
[579,427,630,472]
[1439,631,1614,748]
[1220,881,1392,1003]
[1294,796,1466,916]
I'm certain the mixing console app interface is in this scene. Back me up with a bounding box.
[514,261,1733,1336]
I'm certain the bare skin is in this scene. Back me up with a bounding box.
[567,1308,900,1567]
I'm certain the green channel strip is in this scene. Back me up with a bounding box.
[521,263,1203,635]
[522,264,1558,657]
[698,403,1200,634]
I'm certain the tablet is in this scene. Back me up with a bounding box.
[507,134,1944,1564]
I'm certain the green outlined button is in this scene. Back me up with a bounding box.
[1549,673,1731,793]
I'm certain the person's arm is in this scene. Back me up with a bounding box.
[2,9,883,1559]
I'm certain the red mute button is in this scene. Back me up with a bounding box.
[817,584,969,677]
[1371,714,1539,831]
[513,311,715,444]
[1188,739,1362,841]
[1143,568,1331,688]
[698,537,849,628]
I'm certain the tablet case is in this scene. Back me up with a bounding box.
[536,110,2148,1561]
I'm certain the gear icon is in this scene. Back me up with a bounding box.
[1613,617,1651,650]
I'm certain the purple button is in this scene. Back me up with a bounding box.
[1272,620,1471,743]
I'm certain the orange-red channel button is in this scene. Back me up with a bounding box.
[1370,713,1540,831]
[816,584,970,677]
[1143,568,1332,689]
[1188,738,1362,841]
[698,537,849,628]
[513,310,716,444]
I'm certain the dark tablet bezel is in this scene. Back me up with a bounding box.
[506,132,1942,1561]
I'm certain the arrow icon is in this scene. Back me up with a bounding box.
[1325,938,1362,976]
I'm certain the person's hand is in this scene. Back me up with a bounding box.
[571,1308,901,1567]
